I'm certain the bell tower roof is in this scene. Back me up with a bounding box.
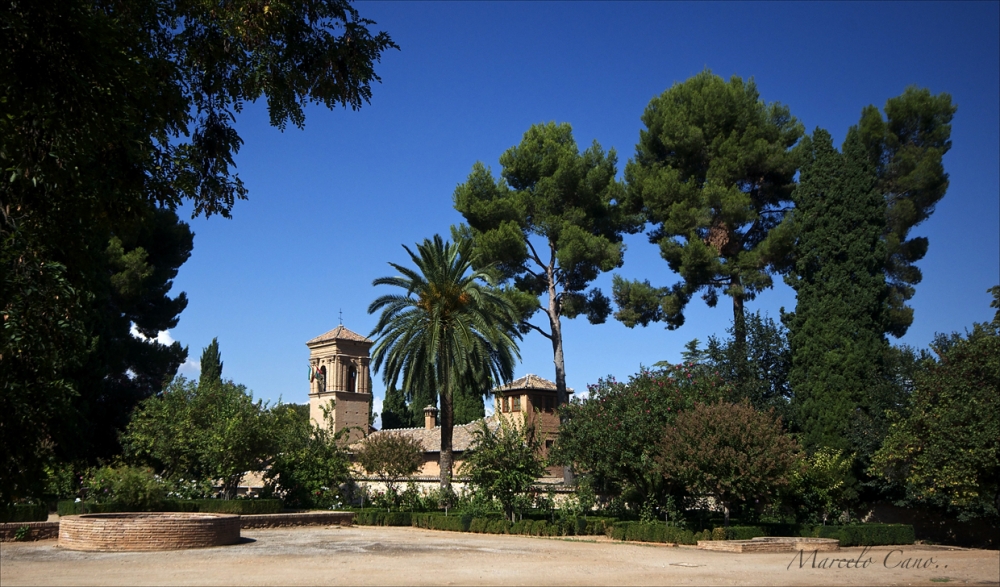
[306,325,373,347]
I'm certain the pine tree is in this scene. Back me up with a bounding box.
[199,338,223,388]
[784,129,889,452]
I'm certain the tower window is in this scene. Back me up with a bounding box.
[512,395,521,412]
[348,366,357,392]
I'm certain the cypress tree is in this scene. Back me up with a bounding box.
[452,386,485,426]
[380,385,410,429]
[199,338,223,388]
[784,129,889,452]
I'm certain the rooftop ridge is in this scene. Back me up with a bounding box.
[306,324,373,345]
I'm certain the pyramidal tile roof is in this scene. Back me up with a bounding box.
[493,373,573,394]
[306,325,373,345]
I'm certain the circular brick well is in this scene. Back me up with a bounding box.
[58,513,241,551]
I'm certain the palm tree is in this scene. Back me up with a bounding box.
[368,235,521,493]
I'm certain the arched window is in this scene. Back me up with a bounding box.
[318,365,327,392]
[348,365,357,392]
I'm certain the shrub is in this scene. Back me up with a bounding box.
[655,400,801,527]
[0,504,48,523]
[808,524,915,546]
[723,526,765,540]
[354,511,412,526]
[354,432,424,504]
[83,465,166,510]
[56,498,282,516]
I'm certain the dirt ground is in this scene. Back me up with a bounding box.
[2,524,998,586]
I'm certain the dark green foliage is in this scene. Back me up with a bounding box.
[122,377,289,499]
[856,88,957,337]
[82,465,167,510]
[784,129,889,453]
[702,311,792,417]
[410,512,472,532]
[461,418,545,522]
[654,400,801,526]
[808,524,915,547]
[616,70,804,337]
[56,498,282,516]
[454,122,637,406]
[380,386,410,430]
[263,404,351,510]
[2,0,394,502]
[452,385,486,426]
[553,365,731,512]
[609,521,698,544]
[353,511,412,526]
[0,240,88,504]
[199,338,223,388]
[0,504,49,523]
[870,292,999,522]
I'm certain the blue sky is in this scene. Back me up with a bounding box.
[164,1,999,423]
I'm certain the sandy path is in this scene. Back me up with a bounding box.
[2,525,997,586]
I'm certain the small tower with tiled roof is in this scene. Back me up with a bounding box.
[494,374,571,478]
[306,324,373,443]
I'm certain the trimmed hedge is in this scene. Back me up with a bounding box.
[808,524,915,546]
[609,521,698,545]
[56,499,283,516]
[706,524,914,546]
[412,513,473,532]
[349,509,914,548]
[0,504,49,523]
[353,511,412,526]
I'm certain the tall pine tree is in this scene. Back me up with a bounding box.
[784,129,889,452]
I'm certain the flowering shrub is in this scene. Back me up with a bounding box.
[552,364,731,513]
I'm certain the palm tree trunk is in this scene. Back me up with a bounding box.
[439,354,454,495]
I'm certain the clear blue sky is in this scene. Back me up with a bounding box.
[164,1,1000,423]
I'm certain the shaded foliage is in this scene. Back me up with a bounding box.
[870,289,1000,521]
[654,400,801,526]
[552,365,731,512]
[783,129,889,453]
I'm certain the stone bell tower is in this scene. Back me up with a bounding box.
[306,324,373,443]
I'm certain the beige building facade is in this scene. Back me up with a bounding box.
[306,324,373,444]
[354,374,570,482]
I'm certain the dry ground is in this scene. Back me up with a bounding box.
[2,524,997,586]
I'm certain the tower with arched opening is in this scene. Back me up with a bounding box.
[306,324,373,443]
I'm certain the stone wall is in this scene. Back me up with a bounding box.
[58,513,241,551]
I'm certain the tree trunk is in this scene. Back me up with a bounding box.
[731,276,749,394]
[439,374,454,496]
[545,245,574,485]
[724,504,730,528]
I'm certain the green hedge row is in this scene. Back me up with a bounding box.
[0,504,49,523]
[609,521,700,545]
[808,524,915,546]
[56,499,283,516]
[348,510,915,548]
[353,511,413,526]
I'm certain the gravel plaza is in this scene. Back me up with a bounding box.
[2,524,998,586]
